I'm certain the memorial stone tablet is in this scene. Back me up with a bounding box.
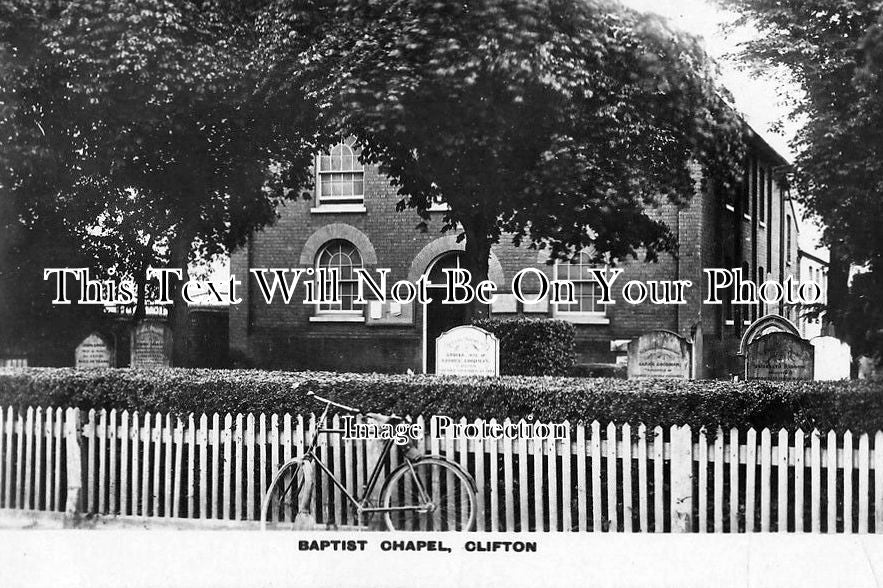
[75,333,113,369]
[627,330,691,379]
[745,331,813,380]
[435,325,499,376]
[811,336,851,381]
[130,321,172,368]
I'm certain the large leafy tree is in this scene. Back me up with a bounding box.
[718,0,883,357]
[1,0,318,364]
[257,0,746,317]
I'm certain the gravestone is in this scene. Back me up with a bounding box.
[811,336,851,381]
[627,330,692,379]
[130,320,172,368]
[745,331,813,380]
[435,325,499,376]
[75,333,113,369]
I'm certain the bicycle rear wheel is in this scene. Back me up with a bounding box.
[380,457,476,531]
[260,458,309,530]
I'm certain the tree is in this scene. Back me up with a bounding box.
[257,0,747,318]
[717,0,883,357]
[1,0,319,364]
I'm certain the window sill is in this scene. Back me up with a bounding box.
[743,213,752,221]
[725,204,735,212]
[309,315,365,323]
[554,313,610,325]
[310,204,367,214]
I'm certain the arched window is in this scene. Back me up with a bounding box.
[315,240,362,314]
[317,139,365,207]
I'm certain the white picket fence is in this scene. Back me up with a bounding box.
[1,404,883,532]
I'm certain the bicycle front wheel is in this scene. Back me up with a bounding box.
[260,458,309,530]
[380,457,476,531]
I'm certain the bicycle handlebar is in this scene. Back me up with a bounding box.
[306,391,361,414]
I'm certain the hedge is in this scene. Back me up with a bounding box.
[472,317,575,376]
[3,368,883,433]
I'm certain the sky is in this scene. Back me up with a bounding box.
[620,0,827,256]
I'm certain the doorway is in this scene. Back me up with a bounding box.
[423,251,469,373]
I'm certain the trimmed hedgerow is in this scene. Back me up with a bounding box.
[2,368,883,433]
[472,317,575,376]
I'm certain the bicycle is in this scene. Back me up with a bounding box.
[260,391,477,531]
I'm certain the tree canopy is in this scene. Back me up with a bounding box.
[718,0,883,357]
[257,0,747,311]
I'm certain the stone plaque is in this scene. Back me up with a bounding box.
[627,330,691,379]
[130,321,172,368]
[811,336,851,381]
[75,333,113,369]
[436,325,499,376]
[745,331,813,380]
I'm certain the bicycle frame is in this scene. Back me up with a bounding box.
[301,401,431,517]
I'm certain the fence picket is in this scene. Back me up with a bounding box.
[546,423,557,532]
[109,409,117,515]
[844,431,853,533]
[444,420,457,532]
[637,424,648,532]
[729,428,739,532]
[211,413,221,519]
[141,412,152,517]
[698,427,708,533]
[777,429,788,533]
[119,411,129,516]
[173,417,183,518]
[475,419,487,532]
[162,414,172,518]
[621,423,632,533]
[132,412,141,516]
[531,429,542,533]
[714,428,724,533]
[24,407,33,510]
[187,415,195,519]
[330,414,342,526]
[653,426,664,533]
[875,432,883,533]
[607,423,618,532]
[760,428,771,532]
[859,433,869,533]
[576,423,587,532]
[258,414,266,521]
[151,412,162,518]
[746,428,757,532]
[43,408,52,511]
[794,429,805,532]
[0,406,4,508]
[591,421,602,532]
[811,429,821,533]
[222,414,232,520]
[517,425,528,532]
[488,418,500,532]
[97,408,107,514]
[502,418,515,532]
[198,414,208,519]
[235,413,244,520]
[34,408,43,510]
[827,430,838,533]
[459,418,471,532]
[3,408,11,508]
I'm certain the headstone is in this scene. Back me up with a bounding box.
[627,330,692,379]
[745,331,813,380]
[75,333,113,369]
[435,325,499,376]
[811,336,851,381]
[130,320,172,368]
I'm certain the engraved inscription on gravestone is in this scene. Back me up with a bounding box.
[435,325,499,377]
[75,332,113,369]
[745,331,813,380]
[627,330,692,379]
[130,321,172,368]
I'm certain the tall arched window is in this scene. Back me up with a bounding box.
[317,139,365,207]
[315,240,363,314]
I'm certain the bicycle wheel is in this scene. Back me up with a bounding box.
[380,457,476,531]
[260,458,309,530]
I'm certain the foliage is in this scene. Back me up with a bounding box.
[257,0,748,316]
[2,367,883,434]
[717,0,883,358]
[0,0,318,360]
[472,317,575,376]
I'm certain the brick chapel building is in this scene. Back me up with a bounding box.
[230,128,803,379]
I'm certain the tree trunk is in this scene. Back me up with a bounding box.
[824,239,850,338]
[462,213,492,322]
[167,227,195,367]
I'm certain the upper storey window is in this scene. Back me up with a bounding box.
[315,139,365,211]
